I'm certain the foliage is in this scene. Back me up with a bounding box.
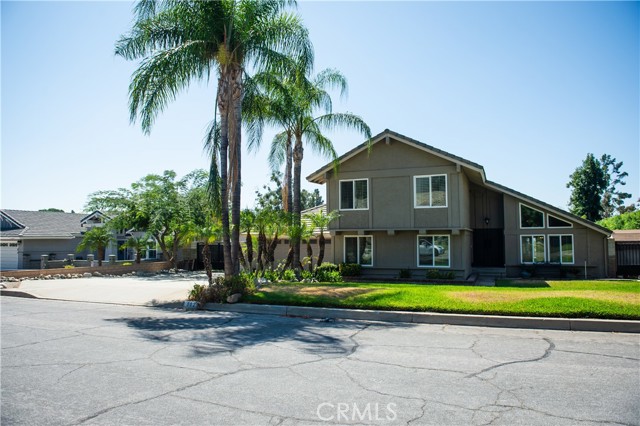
[567,153,632,221]
[339,263,362,277]
[597,210,640,230]
[255,172,324,211]
[188,273,256,304]
[122,262,134,267]
[245,280,640,320]
[64,265,75,269]
[399,269,412,279]
[425,269,455,280]
[188,284,206,303]
[39,208,65,213]
[315,268,342,283]
[76,226,114,266]
[86,169,210,268]
[120,235,150,264]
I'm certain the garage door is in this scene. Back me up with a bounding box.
[1,242,19,270]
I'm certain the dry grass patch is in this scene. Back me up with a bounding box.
[261,285,374,298]
[451,290,640,305]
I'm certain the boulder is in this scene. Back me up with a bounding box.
[83,273,92,278]
[226,293,242,304]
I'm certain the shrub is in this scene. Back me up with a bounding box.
[187,284,206,303]
[339,263,362,277]
[316,262,339,273]
[399,269,411,279]
[280,268,297,282]
[64,265,75,269]
[425,269,455,280]
[191,273,257,304]
[122,262,133,266]
[315,269,342,283]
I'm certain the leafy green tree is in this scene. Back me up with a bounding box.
[597,210,640,230]
[77,226,114,267]
[86,170,209,269]
[39,208,65,213]
[116,0,312,278]
[301,188,323,210]
[567,153,633,221]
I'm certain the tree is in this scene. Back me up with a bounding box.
[306,209,339,268]
[77,226,114,267]
[597,210,640,230]
[86,169,209,269]
[121,235,149,264]
[116,0,312,278]
[39,208,65,213]
[567,153,632,221]
[301,188,323,210]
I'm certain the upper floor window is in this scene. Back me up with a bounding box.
[414,175,447,208]
[340,179,368,210]
[520,204,544,228]
[548,214,573,228]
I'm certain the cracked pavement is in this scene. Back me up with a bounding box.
[2,298,639,425]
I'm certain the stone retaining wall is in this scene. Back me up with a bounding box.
[0,261,172,280]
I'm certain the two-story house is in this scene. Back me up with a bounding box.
[307,129,611,279]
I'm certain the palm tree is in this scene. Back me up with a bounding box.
[115,0,312,278]
[77,226,114,267]
[250,64,371,272]
[121,235,149,264]
[306,209,339,268]
[239,209,256,272]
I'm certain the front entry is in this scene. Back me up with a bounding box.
[473,229,505,267]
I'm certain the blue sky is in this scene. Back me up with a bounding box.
[2,1,638,214]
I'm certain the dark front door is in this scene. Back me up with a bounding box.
[473,229,505,267]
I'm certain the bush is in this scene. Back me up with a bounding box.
[425,269,455,280]
[64,265,75,269]
[315,269,342,283]
[399,269,411,279]
[339,263,362,277]
[187,284,206,303]
[280,268,297,282]
[188,273,256,305]
[316,262,339,273]
[122,262,133,266]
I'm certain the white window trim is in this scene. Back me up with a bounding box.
[416,234,450,268]
[548,234,575,265]
[520,234,546,264]
[519,203,545,229]
[413,174,448,209]
[547,214,573,229]
[343,235,373,267]
[339,179,369,211]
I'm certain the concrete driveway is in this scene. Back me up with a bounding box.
[2,272,212,306]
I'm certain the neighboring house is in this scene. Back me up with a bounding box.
[0,210,161,270]
[610,230,640,277]
[306,129,612,279]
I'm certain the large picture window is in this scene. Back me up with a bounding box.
[344,236,373,266]
[414,175,447,208]
[417,235,450,267]
[520,204,544,228]
[549,235,574,264]
[521,235,545,263]
[340,179,368,210]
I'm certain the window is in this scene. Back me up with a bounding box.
[549,235,574,264]
[414,175,447,208]
[146,242,157,260]
[520,204,544,228]
[340,179,368,210]
[521,235,545,263]
[417,235,450,267]
[548,214,572,228]
[344,236,373,266]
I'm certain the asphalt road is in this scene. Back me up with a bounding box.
[2,297,639,426]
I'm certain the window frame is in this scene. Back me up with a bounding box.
[520,234,546,264]
[416,234,451,268]
[519,203,545,229]
[343,235,374,267]
[339,179,369,211]
[547,214,573,229]
[548,234,574,265]
[413,174,448,209]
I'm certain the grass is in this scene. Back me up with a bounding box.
[244,279,640,320]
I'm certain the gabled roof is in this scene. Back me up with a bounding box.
[0,210,90,239]
[307,128,487,184]
[80,210,110,226]
[306,128,610,236]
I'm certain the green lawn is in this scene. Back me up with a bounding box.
[244,280,640,320]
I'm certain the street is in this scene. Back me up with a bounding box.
[2,297,639,425]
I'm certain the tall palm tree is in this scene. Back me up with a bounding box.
[250,65,371,272]
[115,0,312,278]
[77,226,114,267]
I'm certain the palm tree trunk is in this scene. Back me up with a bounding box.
[217,73,233,278]
[317,232,325,267]
[307,241,313,272]
[202,243,213,285]
[292,135,303,273]
[257,230,266,273]
[246,231,253,272]
[97,246,104,267]
[283,133,293,212]
[268,233,279,269]
[229,65,243,276]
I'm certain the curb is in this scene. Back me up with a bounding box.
[203,303,640,333]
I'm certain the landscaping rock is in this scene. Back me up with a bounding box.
[83,273,92,278]
[93,272,103,277]
[226,293,242,304]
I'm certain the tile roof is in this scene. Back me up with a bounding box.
[0,210,88,239]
